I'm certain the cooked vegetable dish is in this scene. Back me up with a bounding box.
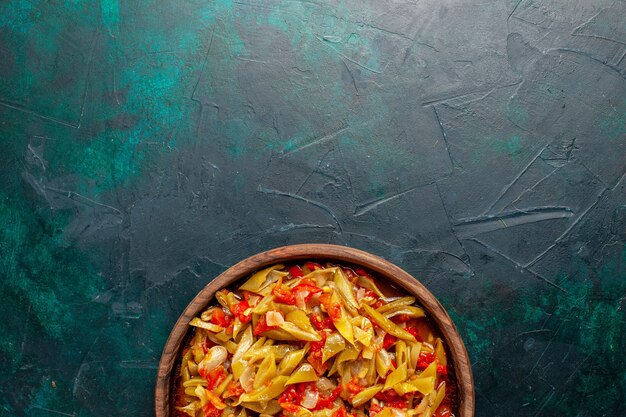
[175,262,456,417]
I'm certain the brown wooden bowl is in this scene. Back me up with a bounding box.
[156,244,474,417]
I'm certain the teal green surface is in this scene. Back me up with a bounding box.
[1,1,625,416]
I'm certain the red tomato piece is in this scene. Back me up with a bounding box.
[253,315,278,336]
[272,281,297,305]
[383,333,397,349]
[305,261,323,271]
[369,403,383,415]
[204,365,226,389]
[386,399,408,409]
[292,279,323,303]
[230,300,251,323]
[202,402,221,417]
[374,390,408,409]
[307,351,328,375]
[289,265,304,278]
[332,407,349,417]
[281,403,301,414]
[324,302,342,321]
[210,308,231,327]
[406,326,423,342]
[279,385,303,412]
[314,385,343,410]
[417,352,436,370]
[345,378,364,395]
[223,381,245,398]
[307,332,328,374]
[391,314,412,323]
[310,314,335,331]
[310,314,325,330]
[293,279,322,294]
[354,267,371,277]
[363,289,379,299]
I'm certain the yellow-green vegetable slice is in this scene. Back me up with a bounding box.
[285,363,319,385]
[361,304,416,342]
[350,384,383,407]
[239,264,284,293]
[189,317,223,333]
[237,376,289,403]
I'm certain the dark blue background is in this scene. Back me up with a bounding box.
[0,1,625,416]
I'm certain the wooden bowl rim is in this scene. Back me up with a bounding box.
[155,244,475,417]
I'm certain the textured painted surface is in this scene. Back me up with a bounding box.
[0,0,625,416]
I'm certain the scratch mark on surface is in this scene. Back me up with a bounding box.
[516,329,551,338]
[191,25,216,101]
[509,167,559,209]
[72,336,101,397]
[432,106,456,170]
[483,144,547,215]
[468,238,568,293]
[237,56,271,64]
[454,207,573,238]
[421,80,522,106]
[510,15,551,30]
[564,354,592,385]
[315,36,383,74]
[532,390,555,417]
[616,47,626,66]
[197,256,230,270]
[527,323,562,383]
[435,182,469,257]
[270,223,336,233]
[75,29,100,129]
[257,185,343,232]
[421,90,484,107]
[30,407,76,417]
[571,8,626,46]
[21,171,51,205]
[295,148,332,195]
[282,124,348,155]
[545,48,626,76]
[336,139,356,202]
[119,360,158,369]
[44,186,123,217]
[112,65,121,105]
[27,144,46,171]
[402,247,475,277]
[438,88,493,109]
[361,22,414,42]
[341,58,360,96]
[0,100,80,128]
[354,184,424,217]
[412,40,439,53]
[20,305,32,356]
[578,160,609,188]
[507,0,523,22]
[0,29,99,129]
[571,9,603,36]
